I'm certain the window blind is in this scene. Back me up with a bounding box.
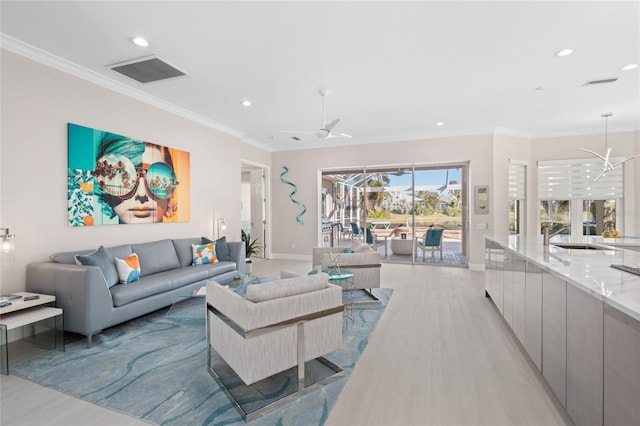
[508,163,526,200]
[537,158,624,200]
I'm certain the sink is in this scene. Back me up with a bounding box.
[551,243,608,250]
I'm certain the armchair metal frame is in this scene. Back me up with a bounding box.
[207,302,344,421]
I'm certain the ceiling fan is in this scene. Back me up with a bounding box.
[281,89,352,140]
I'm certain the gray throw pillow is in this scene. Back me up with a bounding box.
[202,236,232,261]
[75,245,119,287]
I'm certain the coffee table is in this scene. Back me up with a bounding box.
[165,275,262,321]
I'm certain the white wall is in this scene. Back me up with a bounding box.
[0,51,251,292]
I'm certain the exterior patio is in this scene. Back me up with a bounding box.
[334,226,467,267]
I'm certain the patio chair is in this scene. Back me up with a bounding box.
[350,222,364,241]
[365,228,388,256]
[338,222,353,241]
[416,228,444,259]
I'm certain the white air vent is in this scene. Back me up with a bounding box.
[108,55,187,83]
[583,77,619,86]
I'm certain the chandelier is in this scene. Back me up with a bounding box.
[577,113,640,182]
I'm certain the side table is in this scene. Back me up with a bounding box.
[0,292,64,375]
[308,269,355,327]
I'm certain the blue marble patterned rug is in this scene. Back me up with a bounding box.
[10,288,392,426]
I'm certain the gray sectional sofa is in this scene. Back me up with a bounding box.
[26,237,245,346]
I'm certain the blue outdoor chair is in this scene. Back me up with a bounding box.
[350,222,364,241]
[416,228,444,259]
[338,222,353,241]
[365,227,388,256]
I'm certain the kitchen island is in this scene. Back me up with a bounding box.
[485,234,640,426]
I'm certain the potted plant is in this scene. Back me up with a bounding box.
[241,230,263,275]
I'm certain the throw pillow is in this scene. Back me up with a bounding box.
[75,246,119,287]
[114,253,141,284]
[192,243,218,265]
[202,236,232,261]
[343,248,354,253]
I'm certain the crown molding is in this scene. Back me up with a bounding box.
[1,34,250,140]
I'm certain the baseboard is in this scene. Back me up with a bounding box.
[269,253,312,262]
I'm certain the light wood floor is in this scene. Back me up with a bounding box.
[1,259,571,426]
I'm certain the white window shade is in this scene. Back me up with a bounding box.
[538,158,624,200]
[508,163,526,200]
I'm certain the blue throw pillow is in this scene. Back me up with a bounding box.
[343,248,354,253]
[202,236,232,261]
[75,246,119,287]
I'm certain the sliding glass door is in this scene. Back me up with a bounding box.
[321,163,468,267]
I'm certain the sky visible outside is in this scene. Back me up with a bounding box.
[388,168,462,190]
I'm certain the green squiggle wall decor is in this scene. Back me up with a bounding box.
[280,166,306,225]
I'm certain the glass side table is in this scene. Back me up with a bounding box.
[0,292,64,375]
[308,269,355,327]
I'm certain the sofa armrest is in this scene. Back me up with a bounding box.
[227,241,246,275]
[26,262,114,337]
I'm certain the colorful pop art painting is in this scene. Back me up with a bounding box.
[68,123,190,226]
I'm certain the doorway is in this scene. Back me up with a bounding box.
[241,161,270,259]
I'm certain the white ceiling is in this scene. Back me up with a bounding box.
[1,1,639,152]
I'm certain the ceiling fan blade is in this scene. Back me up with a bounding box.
[326,132,352,139]
[323,118,340,132]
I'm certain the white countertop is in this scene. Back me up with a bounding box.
[486,234,640,322]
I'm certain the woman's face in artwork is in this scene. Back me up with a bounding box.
[95,143,177,224]
[113,145,172,224]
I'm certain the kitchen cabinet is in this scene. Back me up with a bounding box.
[484,240,504,313]
[604,305,640,426]
[542,271,567,407]
[524,260,542,371]
[566,284,603,426]
[511,253,526,346]
[502,249,513,327]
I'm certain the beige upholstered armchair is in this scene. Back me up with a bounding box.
[206,273,344,420]
[312,243,382,291]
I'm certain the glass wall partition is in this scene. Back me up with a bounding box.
[321,163,468,267]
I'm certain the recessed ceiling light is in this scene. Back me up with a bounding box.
[241,100,252,107]
[131,36,149,47]
[555,48,573,57]
[435,122,444,127]
[621,63,638,71]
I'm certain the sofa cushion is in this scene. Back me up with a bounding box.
[203,261,237,278]
[246,273,329,303]
[131,239,180,276]
[172,237,202,267]
[75,246,119,288]
[192,243,218,265]
[110,266,210,306]
[203,236,232,261]
[115,253,141,284]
